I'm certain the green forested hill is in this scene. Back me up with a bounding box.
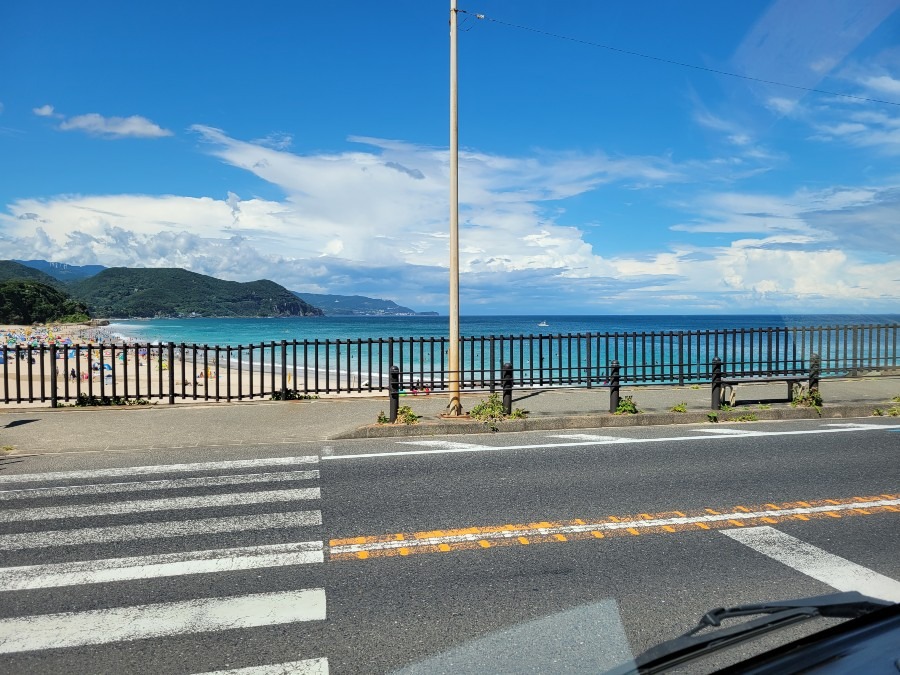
[0,280,90,324]
[69,268,324,318]
[0,260,65,288]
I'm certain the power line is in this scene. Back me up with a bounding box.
[457,9,900,107]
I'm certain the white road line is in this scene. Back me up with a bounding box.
[195,657,329,675]
[0,589,327,654]
[401,440,489,450]
[330,497,900,556]
[0,487,321,522]
[0,470,320,501]
[722,526,900,603]
[698,428,757,435]
[0,541,324,591]
[547,434,622,441]
[0,511,322,550]
[0,456,319,484]
[324,423,900,460]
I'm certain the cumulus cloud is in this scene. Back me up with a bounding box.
[58,112,172,138]
[33,104,56,117]
[1,128,897,313]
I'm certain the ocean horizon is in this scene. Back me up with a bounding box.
[107,314,900,347]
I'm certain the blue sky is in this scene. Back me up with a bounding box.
[1,0,899,315]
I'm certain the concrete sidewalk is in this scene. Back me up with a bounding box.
[1,376,898,454]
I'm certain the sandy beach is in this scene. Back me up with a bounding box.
[1,323,380,406]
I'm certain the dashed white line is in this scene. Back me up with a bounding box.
[722,526,900,603]
[0,589,327,654]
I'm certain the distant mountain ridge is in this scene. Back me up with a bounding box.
[70,268,323,318]
[292,292,437,316]
[15,259,107,282]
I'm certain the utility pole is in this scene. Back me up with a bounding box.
[447,0,463,416]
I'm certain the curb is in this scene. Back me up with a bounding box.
[332,404,886,439]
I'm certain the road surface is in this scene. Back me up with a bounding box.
[0,418,897,673]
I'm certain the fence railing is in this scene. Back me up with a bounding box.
[2,323,897,406]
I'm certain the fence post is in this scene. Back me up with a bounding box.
[809,353,820,392]
[609,360,620,413]
[389,365,400,423]
[50,343,58,408]
[710,356,722,410]
[502,362,513,415]
[167,342,175,405]
[677,331,685,386]
[851,326,859,376]
[281,340,288,399]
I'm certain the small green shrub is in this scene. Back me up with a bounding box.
[888,406,900,417]
[872,408,884,416]
[395,405,420,425]
[707,412,719,423]
[670,402,688,413]
[376,410,390,424]
[719,404,733,412]
[891,395,900,403]
[270,390,318,401]
[74,394,150,407]
[470,393,528,423]
[614,396,639,415]
[792,387,823,408]
[734,413,759,422]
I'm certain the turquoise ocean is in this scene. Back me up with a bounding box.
[108,314,900,346]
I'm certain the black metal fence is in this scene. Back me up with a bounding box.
[2,323,897,406]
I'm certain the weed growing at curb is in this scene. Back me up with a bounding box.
[892,396,900,403]
[470,393,528,424]
[757,403,772,410]
[791,387,823,416]
[873,408,884,416]
[707,412,718,423]
[377,411,390,424]
[689,384,701,390]
[1,445,14,455]
[72,394,151,407]
[270,390,318,401]
[670,402,688,413]
[888,405,900,417]
[614,396,639,415]
[719,404,733,412]
[733,413,759,422]
[396,405,420,425]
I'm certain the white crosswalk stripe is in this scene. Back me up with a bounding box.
[0,589,327,654]
[0,455,319,484]
[0,487,321,522]
[0,455,329,670]
[0,469,320,500]
[0,510,322,550]
[0,541,324,591]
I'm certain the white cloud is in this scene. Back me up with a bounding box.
[1,129,897,313]
[33,104,57,117]
[862,74,900,96]
[58,112,172,138]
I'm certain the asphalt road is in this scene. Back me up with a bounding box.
[0,418,898,674]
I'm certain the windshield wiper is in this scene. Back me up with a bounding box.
[617,591,893,674]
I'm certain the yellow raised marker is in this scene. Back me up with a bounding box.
[438,543,451,552]
[478,540,491,548]
[399,547,410,556]
[517,536,530,545]
[357,551,369,560]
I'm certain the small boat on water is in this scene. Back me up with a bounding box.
[538,321,549,327]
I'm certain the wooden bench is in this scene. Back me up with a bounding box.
[711,355,821,409]
[718,375,806,407]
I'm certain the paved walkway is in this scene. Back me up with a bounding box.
[1,377,898,454]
